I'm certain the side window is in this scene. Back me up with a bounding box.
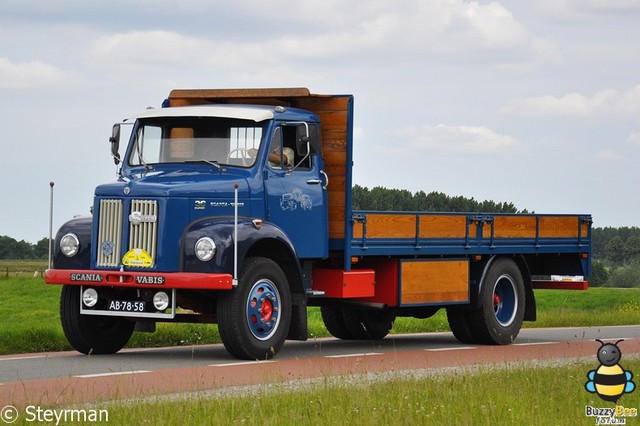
[268,124,317,170]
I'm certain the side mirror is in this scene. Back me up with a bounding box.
[295,123,310,156]
[110,124,121,165]
[295,123,320,156]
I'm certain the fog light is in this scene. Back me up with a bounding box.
[82,288,98,307]
[195,237,216,261]
[153,291,170,311]
[60,233,80,257]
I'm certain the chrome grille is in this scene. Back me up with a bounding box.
[96,199,159,268]
[97,199,124,267]
[128,199,158,264]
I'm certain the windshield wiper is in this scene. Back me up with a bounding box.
[184,159,223,170]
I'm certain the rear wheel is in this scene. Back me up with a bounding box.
[217,257,292,360]
[341,308,396,340]
[446,308,478,344]
[469,258,525,345]
[60,285,134,354]
[320,305,354,339]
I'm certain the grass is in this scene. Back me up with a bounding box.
[1,276,639,355]
[0,259,47,278]
[81,359,640,425]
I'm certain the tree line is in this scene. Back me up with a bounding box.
[0,236,49,260]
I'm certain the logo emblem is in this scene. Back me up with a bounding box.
[124,187,130,195]
[129,211,157,226]
[585,339,636,403]
[101,240,115,258]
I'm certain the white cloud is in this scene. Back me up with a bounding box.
[389,124,520,157]
[502,85,640,120]
[537,0,640,20]
[596,149,626,161]
[628,132,640,146]
[0,57,69,89]
[88,0,558,71]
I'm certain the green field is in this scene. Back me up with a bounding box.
[1,276,639,355]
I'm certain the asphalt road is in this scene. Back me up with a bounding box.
[2,325,638,383]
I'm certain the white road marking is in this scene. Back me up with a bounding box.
[325,353,383,359]
[210,360,275,367]
[0,355,47,362]
[512,342,556,346]
[425,347,476,352]
[75,370,151,378]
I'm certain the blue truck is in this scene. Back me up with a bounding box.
[45,88,592,360]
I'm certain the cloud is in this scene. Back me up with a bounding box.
[0,57,69,89]
[87,1,558,70]
[537,0,640,20]
[596,149,626,161]
[628,132,640,146]
[389,124,520,157]
[502,85,640,120]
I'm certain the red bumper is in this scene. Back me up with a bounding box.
[44,269,234,290]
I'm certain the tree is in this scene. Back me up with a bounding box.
[624,236,640,262]
[34,238,51,259]
[605,236,626,264]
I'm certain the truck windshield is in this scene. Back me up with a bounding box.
[128,117,266,168]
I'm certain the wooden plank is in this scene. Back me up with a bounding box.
[539,216,580,238]
[353,214,417,239]
[400,260,469,305]
[493,215,537,238]
[419,215,467,239]
[169,87,311,101]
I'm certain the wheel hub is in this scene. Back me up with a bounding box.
[246,280,280,341]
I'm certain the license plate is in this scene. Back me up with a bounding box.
[107,300,146,313]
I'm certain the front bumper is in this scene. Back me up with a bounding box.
[44,269,234,290]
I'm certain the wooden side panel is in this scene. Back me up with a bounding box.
[539,216,581,238]
[353,214,417,239]
[400,260,469,305]
[293,96,351,240]
[493,216,537,238]
[419,215,467,238]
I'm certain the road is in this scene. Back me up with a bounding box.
[1,325,639,408]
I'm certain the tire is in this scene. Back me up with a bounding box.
[320,305,354,340]
[446,308,478,344]
[469,258,525,345]
[217,257,292,360]
[342,308,396,340]
[60,285,134,355]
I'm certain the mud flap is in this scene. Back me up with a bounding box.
[287,293,308,341]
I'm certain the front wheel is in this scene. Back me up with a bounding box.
[60,285,134,354]
[469,258,525,345]
[217,257,292,360]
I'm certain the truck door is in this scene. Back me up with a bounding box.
[264,123,328,259]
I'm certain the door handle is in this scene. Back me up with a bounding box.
[306,179,322,185]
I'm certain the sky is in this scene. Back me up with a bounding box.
[1,0,640,243]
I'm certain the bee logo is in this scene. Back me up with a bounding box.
[585,339,635,403]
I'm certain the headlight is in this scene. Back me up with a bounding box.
[60,233,80,257]
[82,288,98,307]
[195,237,216,262]
[153,291,170,311]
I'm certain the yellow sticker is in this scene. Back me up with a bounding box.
[122,248,153,268]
